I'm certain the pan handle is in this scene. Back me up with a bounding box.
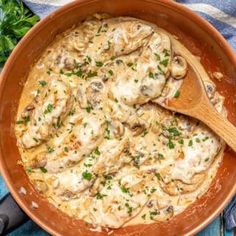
[0,193,29,235]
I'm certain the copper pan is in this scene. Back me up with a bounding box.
[0,0,236,235]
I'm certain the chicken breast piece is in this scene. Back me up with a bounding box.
[44,113,106,173]
[19,79,72,149]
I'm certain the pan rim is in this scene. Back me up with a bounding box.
[0,0,235,235]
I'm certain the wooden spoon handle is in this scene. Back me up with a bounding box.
[195,104,236,152]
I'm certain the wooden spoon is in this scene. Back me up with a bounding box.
[158,63,236,152]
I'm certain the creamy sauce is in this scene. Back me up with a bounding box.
[15,14,226,230]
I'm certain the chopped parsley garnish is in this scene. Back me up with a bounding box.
[202,136,209,142]
[127,62,134,67]
[154,53,160,61]
[167,139,175,149]
[155,172,162,181]
[47,69,52,75]
[33,137,38,143]
[149,210,159,220]
[178,139,184,145]
[196,138,201,143]
[157,65,164,74]
[120,186,129,193]
[95,192,107,199]
[86,56,92,63]
[141,129,148,137]
[85,105,93,113]
[205,158,209,162]
[108,70,113,76]
[64,147,69,152]
[68,108,76,116]
[149,71,154,79]
[174,90,180,98]
[97,25,102,34]
[141,214,146,220]
[16,115,30,125]
[26,167,33,173]
[39,167,47,173]
[87,71,97,78]
[125,203,133,215]
[160,58,169,67]
[39,80,47,87]
[167,127,181,137]
[44,104,53,114]
[82,171,92,181]
[150,188,156,193]
[133,155,141,166]
[157,153,165,162]
[104,120,111,139]
[95,61,103,67]
[64,68,84,77]
[47,147,54,153]
[163,48,170,57]
[94,147,100,155]
[188,140,193,147]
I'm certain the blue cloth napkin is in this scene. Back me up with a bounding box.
[1,0,235,235]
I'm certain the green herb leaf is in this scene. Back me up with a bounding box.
[39,167,47,173]
[154,53,160,61]
[149,71,154,79]
[163,48,170,57]
[82,171,92,181]
[127,62,133,67]
[0,1,39,65]
[44,104,53,114]
[160,58,169,67]
[94,147,100,155]
[188,140,193,147]
[95,61,103,67]
[39,80,47,87]
[167,127,181,136]
[95,192,107,199]
[141,129,148,137]
[47,147,54,153]
[87,71,97,78]
[167,139,175,149]
[174,90,180,98]
[157,153,165,162]
[155,172,162,181]
[120,186,129,193]
[108,70,113,76]
[85,105,93,113]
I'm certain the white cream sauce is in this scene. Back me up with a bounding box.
[15,14,225,230]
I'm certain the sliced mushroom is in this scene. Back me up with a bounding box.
[33,180,48,194]
[28,152,47,168]
[110,120,125,138]
[171,56,187,79]
[160,173,205,196]
[86,79,105,107]
[140,85,154,97]
[55,55,77,71]
[21,104,35,119]
[64,57,77,70]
